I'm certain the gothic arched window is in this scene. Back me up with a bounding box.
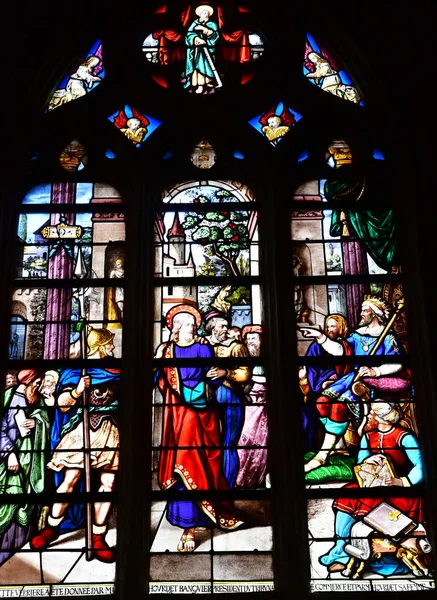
[0,2,435,598]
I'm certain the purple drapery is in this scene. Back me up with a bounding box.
[43,183,75,360]
[342,239,368,330]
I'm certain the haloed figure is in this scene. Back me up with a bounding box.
[154,305,245,552]
[185,5,220,94]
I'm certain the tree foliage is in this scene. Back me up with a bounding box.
[183,209,249,276]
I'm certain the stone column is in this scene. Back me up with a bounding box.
[43,183,75,359]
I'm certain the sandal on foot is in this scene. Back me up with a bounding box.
[177,530,196,552]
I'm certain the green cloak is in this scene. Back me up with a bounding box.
[0,387,50,535]
[185,18,220,88]
[324,172,398,272]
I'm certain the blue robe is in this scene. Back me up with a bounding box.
[303,342,338,448]
[322,330,402,418]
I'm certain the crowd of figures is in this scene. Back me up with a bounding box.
[299,295,433,580]
[154,304,268,552]
[0,328,119,568]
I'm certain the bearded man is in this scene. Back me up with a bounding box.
[0,369,50,565]
[155,304,244,553]
[236,325,268,488]
[320,402,424,576]
[301,297,403,472]
[205,312,250,488]
[185,5,220,94]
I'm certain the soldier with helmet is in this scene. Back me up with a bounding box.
[30,327,120,563]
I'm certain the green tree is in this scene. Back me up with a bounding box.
[23,255,47,275]
[183,209,249,276]
[226,286,250,305]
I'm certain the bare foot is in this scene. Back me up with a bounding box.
[177,527,196,552]
[195,86,204,94]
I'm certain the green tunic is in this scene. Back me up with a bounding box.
[0,387,50,535]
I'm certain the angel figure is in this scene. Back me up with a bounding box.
[304,41,360,104]
[259,106,295,145]
[48,53,103,111]
[114,109,149,146]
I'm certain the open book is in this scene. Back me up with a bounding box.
[354,455,396,488]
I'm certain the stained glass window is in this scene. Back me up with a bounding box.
[142,4,264,92]
[190,140,216,169]
[151,180,273,593]
[46,41,104,112]
[2,2,436,597]
[292,153,434,591]
[303,34,362,105]
[108,106,161,147]
[249,102,302,146]
[0,183,124,594]
[59,140,88,172]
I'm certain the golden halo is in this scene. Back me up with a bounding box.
[165,304,202,330]
[195,5,214,17]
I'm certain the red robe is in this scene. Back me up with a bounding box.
[334,426,424,523]
[157,342,243,529]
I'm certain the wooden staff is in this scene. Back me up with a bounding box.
[75,246,93,560]
[356,297,405,435]
[80,321,93,561]
[353,297,405,383]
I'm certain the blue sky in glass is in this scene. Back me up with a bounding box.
[20,212,93,242]
[163,184,249,203]
[248,102,302,146]
[106,148,116,159]
[298,149,310,162]
[304,33,364,106]
[23,184,51,204]
[373,149,385,160]
[108,105,162,147]
[234,150,245,159]
[23,182,93,204]
[76,183,93,203]
[163,150,173,159]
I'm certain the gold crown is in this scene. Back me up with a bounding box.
[362,295,391,314]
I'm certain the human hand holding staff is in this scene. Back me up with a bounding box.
[353,297,405,384]
[355,297,405,436]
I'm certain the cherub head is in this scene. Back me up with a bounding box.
[267,115,282,129]
[126,117,141,131]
